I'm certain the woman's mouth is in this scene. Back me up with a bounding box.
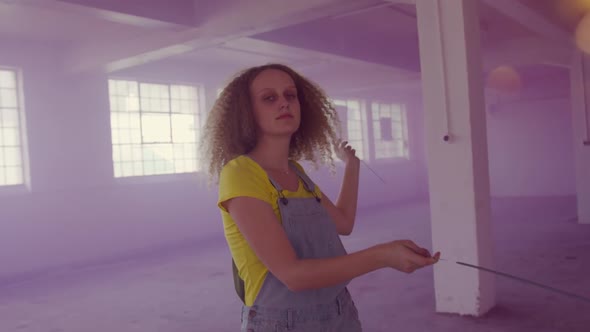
[276,114,293,120]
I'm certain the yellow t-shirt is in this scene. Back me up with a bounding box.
[217,155,322,306]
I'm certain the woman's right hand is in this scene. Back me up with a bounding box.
[377,240,440,273]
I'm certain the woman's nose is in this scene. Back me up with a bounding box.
[279,97,289,110]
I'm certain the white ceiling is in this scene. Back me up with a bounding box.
[0,0,578,94]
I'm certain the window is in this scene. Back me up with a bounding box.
[371,102,409,160]
[108,79,201,178]
[0,68,25,186]
[333,99,365,160]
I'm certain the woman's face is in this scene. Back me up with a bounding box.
[250,69,301,138]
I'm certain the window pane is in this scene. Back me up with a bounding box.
[0,89,18,108]
[109,96,119,111]
[173,144,185,159]
[334,99,346,107]
[0,72,25,185]
[127,96,140,112]
[119,128,131,144]
[133,161,143,175]
[0,70,16,89]
[159,99,170,112]
[118,113,130,128]
[372,103,409,160]
[5,166,22,185]
[112,145,121,162]
[109,79,201,178]
[172,114,195,143]
[373,120,381,139]
[348,101,360,112]
[170,86,180,99]
[390,109,402,121]
[132,145,142,162]
[130,129,141,144]
[175,160,186,173]
[140,84,153,98]
[117,96,129,112]
[140,98,151,112]
[152,144,173,161]
[121,162,134,177]
[120,145,133,162]
[185,143,196,159]
[160,86,170,99]
[185,159,197,172]
[170,99,181,113]
[1,108,19,128]
[141,113,171,143]
[110,113,119,129]
[3,147,21,166]
[116,80,129,95]
[111,129,120,144]
[392,123,403,139]
[143,146,155,160]
[181,100,195,113]
[3,128,19,146]
[129,113,140,129]
[113,162,122,177]
[144,160,155,175]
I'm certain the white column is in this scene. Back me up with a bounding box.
[416,0,496,316]
[571,51,590,224]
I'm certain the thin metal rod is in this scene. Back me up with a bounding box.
[440,259,590,304]
[360,159,386,184]
[434,0,452,141]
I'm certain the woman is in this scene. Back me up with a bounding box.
[200,64,440,331]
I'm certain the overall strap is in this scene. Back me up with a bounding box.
[266,173,289,205]
[289,161,321,202]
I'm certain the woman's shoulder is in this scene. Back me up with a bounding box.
[220,155,266,181]
[217,155,275,211]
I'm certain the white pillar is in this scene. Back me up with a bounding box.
[571,51,590,224]
[416,0,496,316]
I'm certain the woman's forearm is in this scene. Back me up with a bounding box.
[284,244,384,292]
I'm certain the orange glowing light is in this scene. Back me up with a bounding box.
[576,12,590,54]
[556,0,590,24]
[486,66,522,94]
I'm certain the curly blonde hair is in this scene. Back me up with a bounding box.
[199,63,341,180]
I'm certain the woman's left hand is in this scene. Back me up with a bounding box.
[335,140,360,167]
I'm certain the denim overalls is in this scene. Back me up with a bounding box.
[237,161,363,331]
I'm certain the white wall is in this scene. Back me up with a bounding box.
[0,41,425,281]
[0,42,220,282]
[486,98,576,197]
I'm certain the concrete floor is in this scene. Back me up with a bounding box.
[1,196,589,331]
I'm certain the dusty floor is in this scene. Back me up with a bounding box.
[1,196,589,331]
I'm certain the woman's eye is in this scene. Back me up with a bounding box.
[285,94,296,100]
[264,95,276,102]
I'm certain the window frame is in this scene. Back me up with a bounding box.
[0,66,29,192]
[370,101,410,163]
[332,98,368,162]
[107,77,206,181]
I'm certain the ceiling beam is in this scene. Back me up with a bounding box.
[481,0,572,47]
[0,0,186,29]
[483,37,572,70]
[65,0,384,73]
[383,0,416,5]
[219,37,415,76]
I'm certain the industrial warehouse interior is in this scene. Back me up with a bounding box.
[0,0,589,331]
